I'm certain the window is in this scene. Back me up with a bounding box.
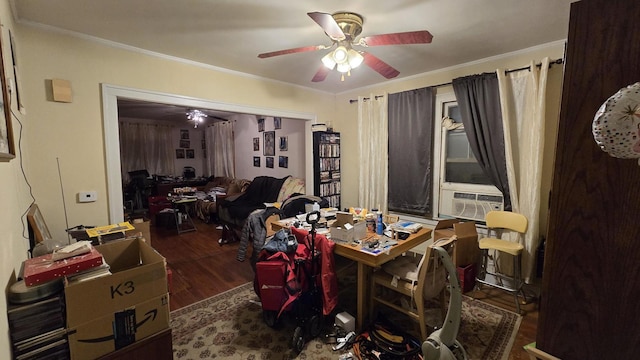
[440,102,492,186]
[433,93,503,221]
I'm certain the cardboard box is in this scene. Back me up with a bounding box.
[65,238,168,329]
[126,219,151,246]
[433,219,479,267]
[67,293,170,360]
[330,212,366,242]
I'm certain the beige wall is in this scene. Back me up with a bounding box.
[0,0,32,356]
[1,5,565,357]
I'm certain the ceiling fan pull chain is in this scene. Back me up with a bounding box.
[341,73,345,82]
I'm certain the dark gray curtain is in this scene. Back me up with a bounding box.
[388,87,435,216]
[452,73,511,210]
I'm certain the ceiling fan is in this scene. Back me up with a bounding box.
[258,11,433,82]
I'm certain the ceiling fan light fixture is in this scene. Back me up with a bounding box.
[347,49,364,69]
[321,52,337,69]
[332,46,349,63]
[186,109,208,128]
[336,62,351,73]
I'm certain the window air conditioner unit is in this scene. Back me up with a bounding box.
[441,191,504,222]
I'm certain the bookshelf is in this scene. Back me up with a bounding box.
[312,131,341,208]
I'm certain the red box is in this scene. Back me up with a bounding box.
[456,263,477,293]
[23,247,104,286]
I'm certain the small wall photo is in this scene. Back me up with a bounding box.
[264,131,275,156]
[279,156,288,168]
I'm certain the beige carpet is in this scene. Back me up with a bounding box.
[171,281,521,360]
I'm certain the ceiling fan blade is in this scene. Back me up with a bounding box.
[258,45,327,59]
[360,30,433,46]
[311,65,331,82]
[363,52,400,79]
[307,12,346,41]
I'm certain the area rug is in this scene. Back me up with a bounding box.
[171,282,521,360]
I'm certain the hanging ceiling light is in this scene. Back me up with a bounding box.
[186,109,208,128]
[321,44,364,81]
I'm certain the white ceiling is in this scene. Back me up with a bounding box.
[13,0,575,95]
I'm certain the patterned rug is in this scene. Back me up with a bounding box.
[171,282,521,360]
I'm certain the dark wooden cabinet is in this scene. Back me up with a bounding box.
[537,1,640,359]
[312,131,341,208]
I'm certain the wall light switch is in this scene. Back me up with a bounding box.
[78,191,97,203]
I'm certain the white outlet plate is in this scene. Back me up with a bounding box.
[78,191,97,203]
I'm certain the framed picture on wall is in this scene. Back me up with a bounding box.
[253,137,259,151]
[279,136,288,151]
[180,129,190,139]
[279,156,288,168]
[176,149,185,159]
[253,156,260,167]
[186,149,195,159]
[274,117,282,129]
[266,156,274,168]
[264,131,275,156]
[180,139,190,148]
[258,118,265,132]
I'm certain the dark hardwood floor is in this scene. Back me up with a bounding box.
[150,217,538,359]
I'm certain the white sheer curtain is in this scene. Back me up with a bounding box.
[498,57,549,282]
[357,94,388,213]
[119,120,174,181]
[204,121,235,178]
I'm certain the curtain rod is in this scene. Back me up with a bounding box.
[348,94,384,104]
[348,58,564,103]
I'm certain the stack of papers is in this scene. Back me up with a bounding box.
[390,221,423,234]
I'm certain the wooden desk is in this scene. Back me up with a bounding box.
[272,219,432,330]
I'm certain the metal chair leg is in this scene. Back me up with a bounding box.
[513,255,521,314]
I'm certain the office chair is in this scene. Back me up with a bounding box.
[475,210,528,313]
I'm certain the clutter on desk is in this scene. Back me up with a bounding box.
[390,220,423,233]
[348,207,368,221]
[173,186,197,195]
[330,212,367,243]
[321,207,339,219]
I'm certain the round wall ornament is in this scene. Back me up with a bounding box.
[592,82,640,165]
